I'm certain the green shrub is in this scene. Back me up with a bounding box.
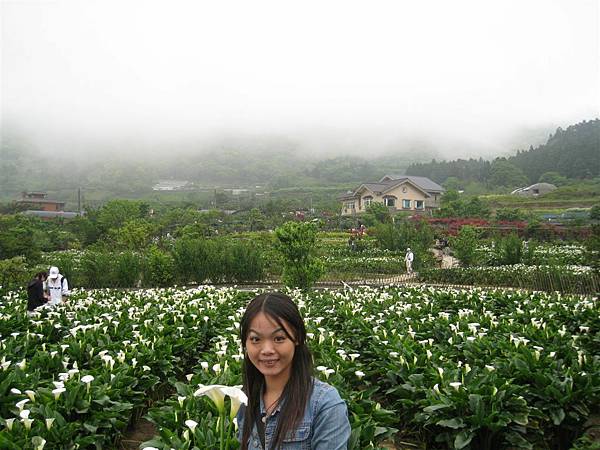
[274,221,324,291]
[452,226,481,267]
[113,251,142,287]
[497,233,523,265]
[143,246,175,287]
[0,256,29,294]
[172,238,214,284]
[227,241,264,282]
[79,251,115,288]
[373,219,435,271]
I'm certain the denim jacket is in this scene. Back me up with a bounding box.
[237,378,350,450]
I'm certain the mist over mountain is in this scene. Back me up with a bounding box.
[1,114,593,200]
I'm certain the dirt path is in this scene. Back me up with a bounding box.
[119,419,157,450]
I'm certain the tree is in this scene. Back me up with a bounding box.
[96,200,149,233]
[247,208,265,231]
[436,191,490,219]
[0,215,41,261]
[108,219,154,250]
[538,171,568,187]
[274,221,324,291]
[495,208,526,222]
[489,159,529,188]
[362,202,392,226]
[495,233,523,265]
[451,226,480,267]
[443,177,463,191]
[373,219,435,270]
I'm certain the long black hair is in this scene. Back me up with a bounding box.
[240,292,313,450]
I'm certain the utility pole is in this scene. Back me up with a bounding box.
[78,187,81,215]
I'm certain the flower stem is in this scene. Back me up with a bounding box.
[225,416,233,450]
[219,411,225,450]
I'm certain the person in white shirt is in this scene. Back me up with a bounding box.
[46,266,69,305]
[405,248,414,274]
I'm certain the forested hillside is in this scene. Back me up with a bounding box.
[1,119,597,202]
[406,119,599,186]
[508,119,600,182]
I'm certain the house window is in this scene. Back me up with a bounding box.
[363,196,373,207]
[383,197,396,207]
[415,200,424,209]
[344,202,355,210]
[402,199,411,209]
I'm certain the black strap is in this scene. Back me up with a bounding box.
[255,409,266,450]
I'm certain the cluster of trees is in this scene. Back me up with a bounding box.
[406,119,599,188]
[0,197,347,263]
[508,120,600,182]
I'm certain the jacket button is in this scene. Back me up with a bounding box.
[253,439,259,447]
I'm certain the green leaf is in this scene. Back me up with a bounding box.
[374,426,390,437]
[424,403,451,413]
[0,434,20,450]
[437,418,465,429]
[505,431,533,449]
[83,423,98,433]
[512,413,529,426]
[454,430,475,449]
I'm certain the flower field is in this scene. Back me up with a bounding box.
[1,286,598,449]
[418,265,599,294]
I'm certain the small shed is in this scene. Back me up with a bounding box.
[511,183,557,197]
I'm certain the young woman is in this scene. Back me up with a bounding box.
[27,271,49,314]
[238,292,350,450]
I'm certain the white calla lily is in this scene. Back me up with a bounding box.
[5,418,15,430]
[52,387,66,400]
[194,384,227,413]
[185,419,198,433]
[221,386,248,419]
[22,417,34,430]
[81,375,94,384]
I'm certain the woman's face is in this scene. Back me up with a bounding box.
[245,312,297,384]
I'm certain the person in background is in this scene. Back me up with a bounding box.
[27,271,49,314]
[237,292,350,450]
[46,266,70,306]
[405,247,414,274]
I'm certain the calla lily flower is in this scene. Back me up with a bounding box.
[449,382,462,391]
[194,384,227,413]
[25,390,36,402]
[16,399,30,411]
[185,419,198,433]
[5,418,15,430]
[45,418,55,430]
[22,417,34,430]
[32,436,46,450]
[52,387,66,400]
[221,386,248,419]
[20,409,31,419]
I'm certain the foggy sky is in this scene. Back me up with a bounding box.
[1,0,599,159]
